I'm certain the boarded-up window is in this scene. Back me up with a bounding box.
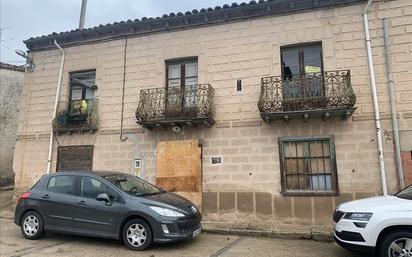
[57,145,93,172]
[279,136,337,196]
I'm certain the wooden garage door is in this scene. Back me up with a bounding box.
[57,145,93,172]
[156,140,202,209]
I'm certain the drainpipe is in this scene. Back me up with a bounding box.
[362,0,387,195]
[383,19,404,189]
[46,40,65,174]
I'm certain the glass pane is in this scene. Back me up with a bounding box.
[286,175,299,190]
[311,175,332,191]
[324,159,331,173]
[168,64,181,79]
[71,86,83,100]
[185,62,198,78]
[303,45,322,75]
[85,87,95,99]
[166,86,182,110]
[47,176,75,195]
[282,48,300,79]
[81,177,108,199]
[301,175,310,190]
[285,142,296,157]
[296,142,304,157]
[310,141,323,157]
[286,159,298,174]
[322,141,330,156]
[283,79,302,99]
[297,158,304,173]
[311,158,324,174]
[185,77,198,86]
[168,78,181,88]
[184,84,197,108]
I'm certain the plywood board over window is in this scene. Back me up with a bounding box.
[155,139,202,209]
[57,145,94,172]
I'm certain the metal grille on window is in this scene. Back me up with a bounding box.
[281,137,336,194]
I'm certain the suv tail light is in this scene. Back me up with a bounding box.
[18,192,31,201]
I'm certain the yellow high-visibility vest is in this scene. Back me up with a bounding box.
[305,65,321,74]
[80,100,88,114]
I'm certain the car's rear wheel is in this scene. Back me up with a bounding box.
[20,211,44,240]
[122,218,152,251]
[379,230,412,257]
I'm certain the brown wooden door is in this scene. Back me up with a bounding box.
[57,145,93,172]
[156,140,202,210]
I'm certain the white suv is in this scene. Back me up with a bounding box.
[334,185,412,257]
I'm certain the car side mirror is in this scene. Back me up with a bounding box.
[96,193,111,205]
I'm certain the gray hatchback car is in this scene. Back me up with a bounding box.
[14,171,202,250]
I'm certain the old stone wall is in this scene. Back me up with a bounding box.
[13,0,412,227]
[0,67,24,186]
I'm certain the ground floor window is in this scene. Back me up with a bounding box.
[279,136,337,195]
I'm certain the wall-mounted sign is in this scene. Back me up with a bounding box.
[211,157,223,165]
[134,159,142,178]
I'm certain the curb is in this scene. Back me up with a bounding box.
[203,227,334,242]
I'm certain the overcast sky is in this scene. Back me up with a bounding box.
[1,0,236,64]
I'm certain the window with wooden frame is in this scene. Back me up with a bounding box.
[279,136,338,196]
[69,70,97,115]
[165,58,198,111]
[281,43,323,99]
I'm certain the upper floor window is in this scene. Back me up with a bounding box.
[166,59,198,89]
[279,136,338,196]
[166,58,198,109]
[69,70,97,115]
[281,43,323,80]
[281,43,323,99]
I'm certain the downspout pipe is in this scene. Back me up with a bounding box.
[383,18,404,189]
[362,0,387,195]
[46,40,65,174]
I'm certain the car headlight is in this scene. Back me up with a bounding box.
[343,212,373,221]
[149,206,185,217]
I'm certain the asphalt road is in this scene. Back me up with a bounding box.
[0,216,367,257]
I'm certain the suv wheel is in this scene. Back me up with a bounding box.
[20,211,44,240]
[379,230,412,257]
[122,219,152,251]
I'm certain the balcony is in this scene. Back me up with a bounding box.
[53,99,98,133]
[258,70,356,122]
[136,84,215,129]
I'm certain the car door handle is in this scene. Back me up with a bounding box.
[77,200,86,205]
[41,194,49,199]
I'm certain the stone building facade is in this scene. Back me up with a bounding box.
[0,62,25,187]
[14,0,412,230]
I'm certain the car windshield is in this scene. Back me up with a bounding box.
[103,174,163,196]
[395,185,412,200]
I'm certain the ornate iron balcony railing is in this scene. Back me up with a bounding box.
[53,98,98,133]
[136,84,215,128]
[258,70,356,122]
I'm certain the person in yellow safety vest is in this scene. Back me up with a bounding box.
[305,65,321,74]
[79,99,88,114]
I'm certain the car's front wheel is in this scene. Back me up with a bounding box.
[122,218,153,251]
[379,230,412,257]
[20,211,44,240]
